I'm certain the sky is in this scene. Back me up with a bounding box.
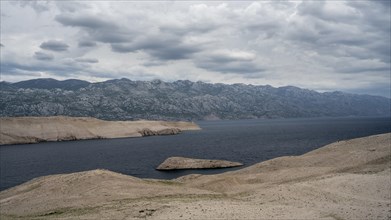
[1,1,390,97]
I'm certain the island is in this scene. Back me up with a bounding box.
[0,133,389,219]
[0,116,200,145]
[156,157,243,170]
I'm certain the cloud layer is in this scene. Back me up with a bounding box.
[1,1,390,97]
[40,40,69,52]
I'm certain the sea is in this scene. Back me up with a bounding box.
[0,116,390,191]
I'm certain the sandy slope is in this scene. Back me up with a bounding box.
[0,133,390,219]
[0,116,200,145]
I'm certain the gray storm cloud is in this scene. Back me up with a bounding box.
[194,50,264,75]
[78,40,97,48]
[55,14,116,29]
[40,40,69,52]
[75,58,99,63]
[34,51,54,61]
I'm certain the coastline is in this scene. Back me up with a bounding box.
[0,133,389,219]
[0,116,201,145]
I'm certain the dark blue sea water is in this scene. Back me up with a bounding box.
[0,117,390,191]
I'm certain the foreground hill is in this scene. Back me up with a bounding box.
[0,116,200,145]
[1,78,390,120]
[0,133,389,219]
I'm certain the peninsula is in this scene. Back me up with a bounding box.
[0,116,200,145]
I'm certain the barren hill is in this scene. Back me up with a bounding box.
[0,116,200,145]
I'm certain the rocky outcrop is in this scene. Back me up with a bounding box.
[156,157,243,170]
[139,128,181,136]
[0,116,200,145]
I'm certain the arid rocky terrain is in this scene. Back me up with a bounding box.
[0,116,200,145]
[0,133,389,219]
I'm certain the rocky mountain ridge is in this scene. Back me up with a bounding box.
[0,78,389,120]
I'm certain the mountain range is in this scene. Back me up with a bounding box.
[0,78,390,121]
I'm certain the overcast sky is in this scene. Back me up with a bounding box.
[1,1,390,97]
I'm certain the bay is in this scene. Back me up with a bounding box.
[1,117,390,191]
